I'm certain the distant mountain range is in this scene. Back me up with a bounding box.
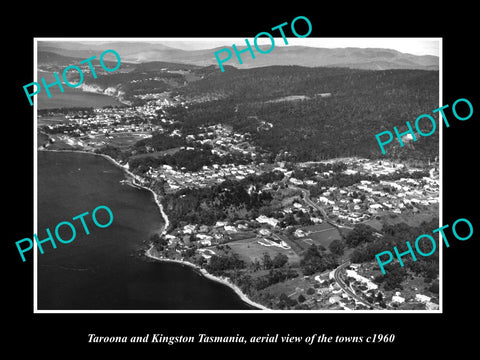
[38,41,439,71]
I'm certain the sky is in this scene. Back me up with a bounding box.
[148,38,441,57]
[44,37,441,57]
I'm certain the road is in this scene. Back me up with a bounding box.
[333,261,382,310]
[291,185,354,230]
[288,181,383,309]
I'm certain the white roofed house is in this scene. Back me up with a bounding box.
[196,234,213,247]
[294,229,306,238]
[415,294,431,303]
[256,215,279,227]
[258,228,271,236]
[183,224,197,234]
[224,225,237,233]
[319,196,329,204]
[289,177,304,186]
[368,203,383,214]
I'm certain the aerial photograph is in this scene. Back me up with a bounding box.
[34,38,441,312]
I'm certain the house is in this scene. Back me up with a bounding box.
[198,225,210,233]
[328,295,341,304]
[294,229,306,238]
[415,294,431,303]
[196,234,213,247]
[215,221,228,227]
[237,223,249,230]
[259,228,271,236]
[256,215,279,227]
[345,269,378,290]
[289,178,303,185]
[198,238,212,246]
[391,295,405,303]
[224,225,237,233]
[183,224,196,234]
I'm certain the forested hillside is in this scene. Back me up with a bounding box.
[169,66,439,161]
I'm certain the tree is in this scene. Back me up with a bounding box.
[206,253,245,275]
[345,223,375,247]
[298,294,306,303]
[262,253,273,270]
[251,258,261,271]
[374,265,406,290]
[283,213,296,226]
[278,293,297,309]
[428,281,439,294]
[272,253,288,268]
[329,239,345,256]
[300,245,337,275]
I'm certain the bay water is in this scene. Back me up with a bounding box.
[37,151,253,310]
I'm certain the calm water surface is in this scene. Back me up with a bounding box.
[37,151,253,310]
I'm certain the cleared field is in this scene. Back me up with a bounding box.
[228,231,257,242]
[298,223,342,248]
[82,133,149,149]
[107,133,151,149]
[263,276,310,298]
[130,148,182,159]
[46,139,75,150]
[227,238,301,265]
[363,208,439,231]
[38,115,73,126]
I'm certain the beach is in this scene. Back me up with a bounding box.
[40,148,267,310]
[145,244,269,310]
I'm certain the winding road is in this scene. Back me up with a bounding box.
[333,261,382,310]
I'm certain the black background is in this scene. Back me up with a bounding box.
[5,4,478,355]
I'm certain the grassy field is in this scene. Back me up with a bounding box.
[299,223,342,248]
[130,148,182,159]
[107,133,150,149]
[228,231,257,242]
[226,237,301,264]
[363,207,439,231]
[46,139,75,150]
[263,275,311,298]
[37,115,72,126]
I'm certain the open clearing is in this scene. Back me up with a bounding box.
[298,223,342,248]
[226,237,300,264]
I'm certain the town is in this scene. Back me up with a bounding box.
[38,93,440,311]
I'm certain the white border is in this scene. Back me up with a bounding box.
[33,37,443,314]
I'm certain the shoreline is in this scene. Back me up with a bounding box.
[40,148,170,234]
[145,244,270,311]
[41,148,268,310]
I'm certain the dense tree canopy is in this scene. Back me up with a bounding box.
[345,224,376,247]
[171,66,439,162]
[300,245,338,275]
